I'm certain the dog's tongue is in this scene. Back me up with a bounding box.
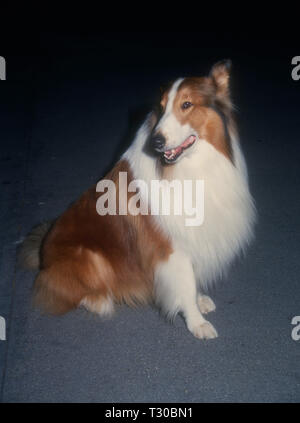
[181,135,196,148]
[164,135,196,158]
[164,146,182,158]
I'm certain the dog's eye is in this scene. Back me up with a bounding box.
[181,101,193,110]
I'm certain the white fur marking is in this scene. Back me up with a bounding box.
[154,250,218,339]
[156,78,195,149]
[80,296,115,317]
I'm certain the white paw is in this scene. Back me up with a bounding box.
[80,296,115,317]
[189,320,218,340]
[197,295,216,314]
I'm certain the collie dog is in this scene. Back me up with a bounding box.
[20,60,256,339]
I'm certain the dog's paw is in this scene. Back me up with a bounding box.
[197,295,216,314]
[188,320,218,340]
[80,295,115,317]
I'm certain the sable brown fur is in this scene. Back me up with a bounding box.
[32,160,172,314]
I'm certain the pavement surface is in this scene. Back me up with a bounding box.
[0,33,299,402]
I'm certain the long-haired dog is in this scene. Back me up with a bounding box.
[20,60,256,339]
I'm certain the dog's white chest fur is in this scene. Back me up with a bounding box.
[158,139,255,288]
[124,116,256,289]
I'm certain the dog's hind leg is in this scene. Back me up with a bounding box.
[154,251,218,340]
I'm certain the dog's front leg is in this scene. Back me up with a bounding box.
[154,251,218,339]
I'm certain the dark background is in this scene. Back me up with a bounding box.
[0,30,299,402]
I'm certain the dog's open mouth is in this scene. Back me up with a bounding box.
[163,135,196,163]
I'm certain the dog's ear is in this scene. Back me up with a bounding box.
[210,59,232,97]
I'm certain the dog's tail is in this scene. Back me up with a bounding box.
[18,221,53,270]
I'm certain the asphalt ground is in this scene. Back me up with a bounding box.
[0,33,299,402]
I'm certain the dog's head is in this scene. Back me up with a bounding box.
[150,60,233,164]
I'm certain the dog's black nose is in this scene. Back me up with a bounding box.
[151,133,166,152]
